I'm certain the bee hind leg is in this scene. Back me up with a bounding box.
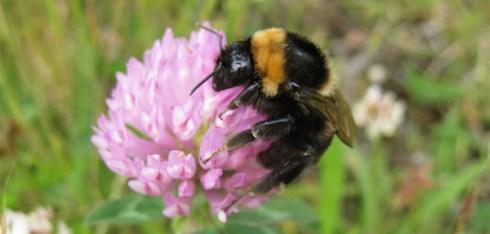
[253,138,324,193]
[253,155,314,193]
[222,146,316,211]
[222,152,313,212]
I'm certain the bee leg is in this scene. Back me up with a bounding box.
[204,116,294,162]
[225,115,294,150]
[219,81,260,119]
[253,154,315,193]
[223,144,318,211]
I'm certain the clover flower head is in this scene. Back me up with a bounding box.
[91,23,271,220]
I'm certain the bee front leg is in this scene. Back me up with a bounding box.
[219,81,260,118]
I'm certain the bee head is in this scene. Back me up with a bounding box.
[212,42,253,91]
[190,41,253,95]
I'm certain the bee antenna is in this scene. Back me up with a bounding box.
[198,24,224,50]
[190,70,217,95]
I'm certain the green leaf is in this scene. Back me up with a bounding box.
[225,222,278,234]
[85,194,164,225]
[319,138,347,234]
[194,227,221,234]
[404,66,462,106]
[469,201,490,231]
[397,162,486,234]
[225,197,318,233]
[417,164,483,224]
[431,110,469,174]
[349,153,381,234]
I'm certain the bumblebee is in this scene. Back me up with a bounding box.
[191,27,356,194]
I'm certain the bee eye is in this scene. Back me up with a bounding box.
[287,82,301,92]
[229,50,250,72]
[231,60,246,71]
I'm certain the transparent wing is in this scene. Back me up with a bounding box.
[309,90,357,147]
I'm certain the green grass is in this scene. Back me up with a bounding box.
[1,0,490,233]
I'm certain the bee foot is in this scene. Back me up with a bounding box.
[202,146,226,163]
[223,191,255,213]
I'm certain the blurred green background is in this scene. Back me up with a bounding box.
[1,0,489,233]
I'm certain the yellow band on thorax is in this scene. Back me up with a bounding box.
[251,28,287,97]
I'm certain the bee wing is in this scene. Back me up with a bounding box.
[310,90,357,147]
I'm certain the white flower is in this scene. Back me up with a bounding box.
[3,210,31,234]
[26,207,52,233]
[353,85,406,139]
[2,207,71,234]
[56,221,72,234]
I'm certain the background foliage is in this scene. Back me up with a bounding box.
[1,0,489,233]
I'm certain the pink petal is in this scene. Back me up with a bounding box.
[162,193,191,217]
[200,169,223,190]
[178,180,195,198]
[166,151,196,179]
[128,180,161,196]
[223,172,249,191]
[105,158,136,177]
